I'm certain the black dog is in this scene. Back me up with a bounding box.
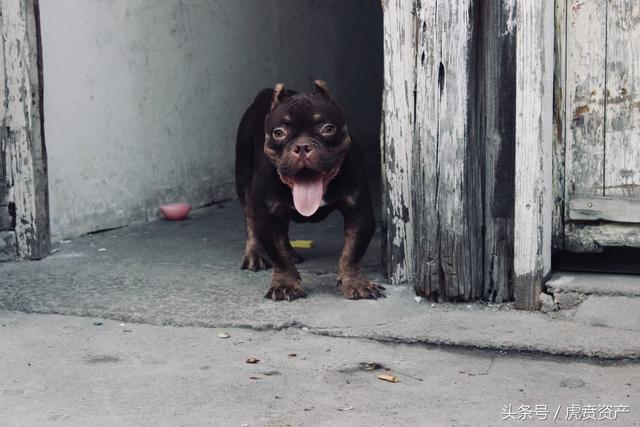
[235,81,384,301]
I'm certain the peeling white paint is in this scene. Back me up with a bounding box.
[380,0,415,284]
[1,0,49,259]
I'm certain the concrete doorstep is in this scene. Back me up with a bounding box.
[1,202,640,361]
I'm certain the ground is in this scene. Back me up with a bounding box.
[1,200,639,426]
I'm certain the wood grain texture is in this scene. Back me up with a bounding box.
[552,0,567,250]
[569,196,640,223]
[604,2,640,198]
[380,0,416,284]
[513,0,554,310]
[413,0,483,301]
[480,0,517,302]
[565,223,640,253]
[564,0,607,199]
[0,0,50,259]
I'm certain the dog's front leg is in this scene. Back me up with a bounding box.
[254,211,305,301]
[337,201,385,299]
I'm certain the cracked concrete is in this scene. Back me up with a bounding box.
[2,200,640,360]
[1,310,637,426]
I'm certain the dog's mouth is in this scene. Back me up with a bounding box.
[277,167,340,217]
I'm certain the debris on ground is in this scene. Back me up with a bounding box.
[539,292,558,313]
[378,374,399,383]
[245,357,260,364]
[287,353,297,358]
[93,321,103,326]
[217,332,230,338]
[338,405,354,412]
[290,240,315,249]
[359,362,384,371]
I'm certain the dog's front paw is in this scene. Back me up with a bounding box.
[265,272,306,302]
[241,247,272,272]
[338,274,386,300]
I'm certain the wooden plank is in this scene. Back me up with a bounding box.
[480,0,517,302]
[552,0,567,250]
[513,0,554,310]
[413,0,482,301]
[569,196,640,223]
[564,0,607,201]
[0,0,50,259]
[564,223,640,253]
[380,0,416,284]
[604,2,640,198]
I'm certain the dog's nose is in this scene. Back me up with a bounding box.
[292,142,313,157]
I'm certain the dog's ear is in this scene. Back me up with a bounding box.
[313,80,334,101]
[270,83,288,111]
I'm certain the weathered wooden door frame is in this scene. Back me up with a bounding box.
[512,1,554,309]
[380,0,554,310]
[0,0,50,260]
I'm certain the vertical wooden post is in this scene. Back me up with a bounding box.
[380,0,415,284]
[0,0,50,260]
[481,0,517,302]
[413,1,483,301]
[513,0,554,309]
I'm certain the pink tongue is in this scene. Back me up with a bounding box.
[292,175,324,216]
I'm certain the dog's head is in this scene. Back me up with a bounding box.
[264,80,351,217]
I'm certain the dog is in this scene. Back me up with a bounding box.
[235,80,384,301]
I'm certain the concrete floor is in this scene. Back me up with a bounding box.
[1,311,638,427]
[1,200,640,425]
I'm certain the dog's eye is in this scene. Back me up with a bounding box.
[272,128,287,140]
[321,124,336,136]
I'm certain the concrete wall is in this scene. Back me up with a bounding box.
[40,0,382,240]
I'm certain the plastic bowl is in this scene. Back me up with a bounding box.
[159,203,191,221]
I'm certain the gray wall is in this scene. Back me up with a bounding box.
[41,0,382,240]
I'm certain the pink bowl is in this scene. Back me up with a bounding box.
[159,203,191,221]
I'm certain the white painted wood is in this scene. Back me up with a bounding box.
[604,2,640,198]
[0,0,50,259]
[380,0,415,284]
[569,196,640,223]
[564,0,607,199]
[557,2,640,252]
[513,0,554,309]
